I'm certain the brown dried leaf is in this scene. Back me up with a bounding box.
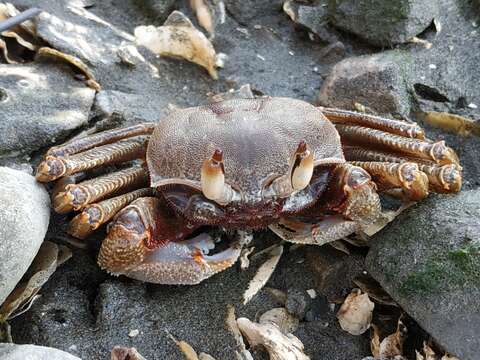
[237,317,310,360]
[243,245,283,305]
[259,307,299,334]
[36,47,101,91]
[134,11,219,79]
[111,346,147,360]
[337,289,374,335]
[419,111,480,137]
[0,241,72,321]
[361,202,413,237]
[225,305,254,360]
[167,332,199,360]
[415,342,460,360]
[190,0,214,35]
[371,319,407,358]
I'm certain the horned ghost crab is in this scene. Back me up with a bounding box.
[36,97,461,284]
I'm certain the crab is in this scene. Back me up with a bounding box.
[35,96,462,285]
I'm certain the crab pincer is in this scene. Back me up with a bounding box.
[98,197,241,284]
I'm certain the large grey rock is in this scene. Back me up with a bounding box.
[0,64,95,157]
[318,51,412,116]
[330,0,439,46]
[0,167,50,305]
[366,190,480,360]
[0,344,80,360]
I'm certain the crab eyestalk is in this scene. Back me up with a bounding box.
[291,140,314,191]
[201,148,240,205]
[263,140,314,198]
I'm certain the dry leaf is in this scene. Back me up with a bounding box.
[360,202,413,237]
[198,353,217,360]
[168,332,199,360]
[0,241,72,321]
[259,308,299,334]
[243,245,283,305]
[190,0,214,35]
[225,305,254,360]
[237,317,310,360]
[371,320,407,358]
[111,346,147,360]
[415,342,460,360]
[36,47,101,91]
[418,111,480,137]
[134,11,219,79]
[337,289,374,335]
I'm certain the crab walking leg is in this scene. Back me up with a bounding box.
[271,163,381,246]
[269,215,358,246]
[53,166,149,213]
[47,123,156,157]
[36,136,149,182]
[349,161,429,201]
[320,107,425,139]
[98,197,242,285]
[344,146,462,193]
[336,124,459,166]
[68,188,154,239]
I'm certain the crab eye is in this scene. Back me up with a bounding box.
[290,140,314,191]
[201,148,226,201]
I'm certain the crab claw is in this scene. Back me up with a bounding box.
[98,197,241,285]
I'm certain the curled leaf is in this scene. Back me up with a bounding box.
[225,305,254,360]
[190,0,214,35]
[134,11,219,79]
[237,317,310,360]
[0,241,72,322]
[36,47,101,91]
[418,111,480,137]
[336,289,374,335]
[111,346,147,360]
[371,319,407,358]
[243,245,283,305]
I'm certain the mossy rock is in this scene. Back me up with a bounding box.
[366,190,480,360]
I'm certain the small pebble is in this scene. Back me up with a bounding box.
[306,289,317,299]
[288,51,294,56]
[253,24,262,29]
[128,329,140,338]
[429,64,437,70]
[256,54,265,61]
[467,103,478,109]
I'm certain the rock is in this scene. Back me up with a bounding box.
[223,0,283,24]
[330,0,439,46]
[0,63,95,157]
[305,247,365,300]
[0,167,50,305]
[366,190,480,360]
[283,0,339,43]
[92,90,166,127]
[318,51,412,116]
[285,289,311,319]
[0,344,80,360]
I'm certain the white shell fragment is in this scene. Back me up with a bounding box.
[243,245,284,305]
[336,289,374,335]
[237,317,310,360]
[134,11,219,79]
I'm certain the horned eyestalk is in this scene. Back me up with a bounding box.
[201,149,240,205]
[263,140,315,198]
[291,140,314,191]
